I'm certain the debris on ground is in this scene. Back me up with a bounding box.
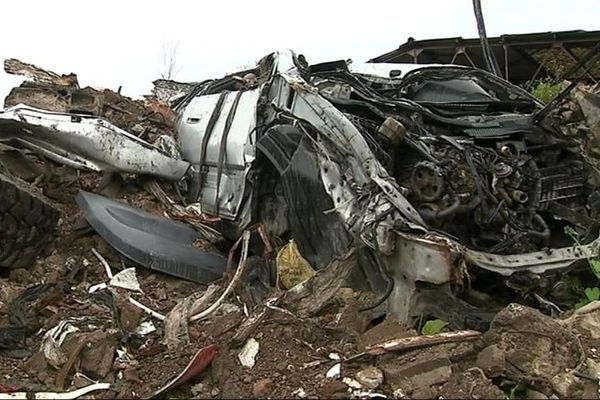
[0,52,600,399]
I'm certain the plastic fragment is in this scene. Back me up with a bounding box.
[276,240,315,289]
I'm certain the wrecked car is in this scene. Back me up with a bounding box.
[2,51,600,329]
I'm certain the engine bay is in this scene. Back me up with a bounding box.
[308,63,600,255]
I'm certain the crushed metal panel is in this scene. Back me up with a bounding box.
[76,191,227,283]
[385,234,455,322]
[466,236,600,275]
[278,75,426,230]
[176,88,260,219]
[0,105,190,181]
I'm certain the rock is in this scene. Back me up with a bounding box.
[551,372,584,398]
[320,380,348,397]
[78,331,118,379]
[9,268,31,284]
[191,383,205,396]
[475,344,505,377]
[411,385,438,399]
[328,302,371,335]
[586,357,600,379]
[356,366,384,389]
[23,351,49,379]
[439,369,505,399]
[411,362,451,389]
[253,378,272,397]
[205,309,242,337]
[292,388,308,398]
[342,377,362,390]
[561,110,575,122]
[380,356,451,388]
[335,288,356,302]
[114,295,142,333]
[122,367,142,383]
[561,301,600,339]
[238,338,259,368]
[484,303,580,389]
[527,388,549,399]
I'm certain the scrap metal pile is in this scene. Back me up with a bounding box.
[1,53,600,398]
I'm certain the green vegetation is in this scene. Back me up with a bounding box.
[420,319,448,335]
[564,226,600,308]
[529,78,563,104]
[576,287,600,309]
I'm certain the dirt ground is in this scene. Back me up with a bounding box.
[1,162,600,400]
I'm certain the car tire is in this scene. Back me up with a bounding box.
[0,172,59,269]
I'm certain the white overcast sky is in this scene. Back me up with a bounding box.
[1,0,598,102]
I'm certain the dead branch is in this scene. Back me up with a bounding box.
[91,248,113,279]
[160,42,180,80]
[189,230,251,322]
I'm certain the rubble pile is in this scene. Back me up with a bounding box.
[4,59,176,143]
[151,78,197,105]
[553,84,600,166]
[1,54,600,399]
[2,234,600,399]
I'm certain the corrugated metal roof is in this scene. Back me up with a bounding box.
[370,30,600,84]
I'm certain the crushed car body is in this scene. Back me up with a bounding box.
[4,50,600,328]
[168,50,600,327]
[0,105,190,180]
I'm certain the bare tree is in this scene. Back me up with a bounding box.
[160,41,180,80]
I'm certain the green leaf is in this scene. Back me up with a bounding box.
[576,298,591,309]
[589,259,600,281]
[421,319,448,336]
[585,287,600,302]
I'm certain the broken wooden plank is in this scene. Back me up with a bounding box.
[366,330,482,355]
